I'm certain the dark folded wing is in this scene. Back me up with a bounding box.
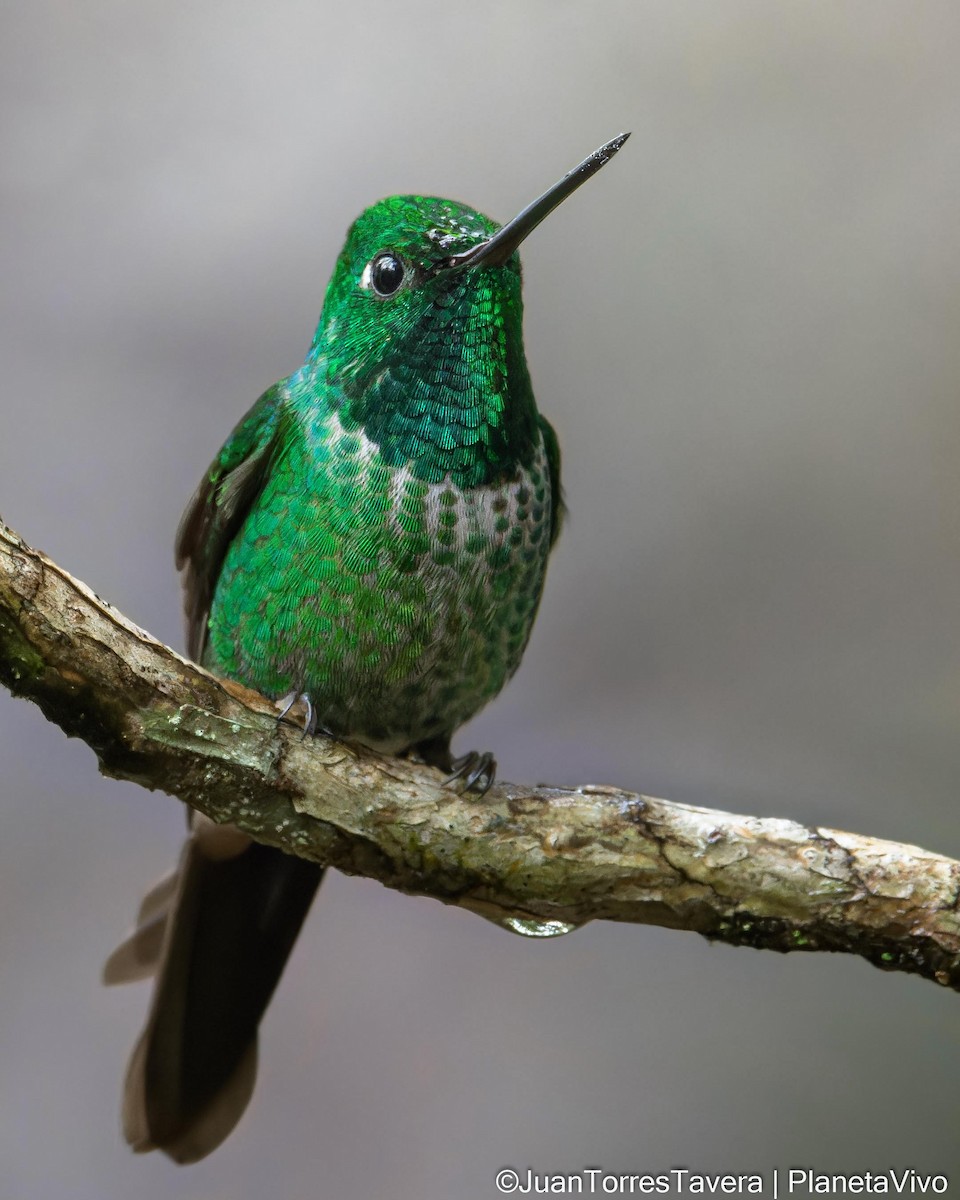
[175,384,285,661]
[538,414,564,546]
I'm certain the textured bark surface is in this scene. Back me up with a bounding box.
[2,516,959,990]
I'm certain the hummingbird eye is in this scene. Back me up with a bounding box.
[366,252,406,297]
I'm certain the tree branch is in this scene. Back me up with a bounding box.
[2,515,959,991]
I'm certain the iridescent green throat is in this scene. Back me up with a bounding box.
[303,195,540,489]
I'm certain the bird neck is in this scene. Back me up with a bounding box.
[303,276,540,489]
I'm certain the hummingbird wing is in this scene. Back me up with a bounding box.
[175,382,286,662]
[538,414,565,546]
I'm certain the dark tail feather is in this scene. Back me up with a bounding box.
[108,816,324,1163]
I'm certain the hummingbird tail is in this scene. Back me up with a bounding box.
[106,814,324,1163]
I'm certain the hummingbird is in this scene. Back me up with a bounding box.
[103,133,629,1162]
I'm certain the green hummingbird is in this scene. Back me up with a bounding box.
[104,134,629,1162]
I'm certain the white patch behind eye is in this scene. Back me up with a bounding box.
[358,260,374,290]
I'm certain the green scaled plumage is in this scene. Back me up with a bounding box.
[113,136,628,1164]
[180,195,561,751]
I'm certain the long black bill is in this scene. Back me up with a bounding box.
[442,132,630,271]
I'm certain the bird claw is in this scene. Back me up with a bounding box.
[275,691,326,740]
[445,750,496,796]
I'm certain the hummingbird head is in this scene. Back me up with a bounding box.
[306,135,629,487]
[308,195,531,487]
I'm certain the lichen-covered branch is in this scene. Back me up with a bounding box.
[2,515,959,991]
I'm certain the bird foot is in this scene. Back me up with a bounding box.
[445,750,496,797]
[275,691,332,740]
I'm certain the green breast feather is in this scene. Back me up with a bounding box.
[177,194,563,752]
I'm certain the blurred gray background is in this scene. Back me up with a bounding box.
[2,1,959,1196]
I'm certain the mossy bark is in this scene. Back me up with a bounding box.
[2,518,959,991]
